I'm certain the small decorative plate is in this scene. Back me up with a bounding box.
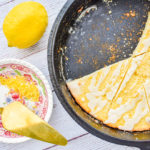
[0,59,53,143]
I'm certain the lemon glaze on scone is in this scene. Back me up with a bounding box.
[67,12,150,131]
[67,58,131,122]
[105,53,150,131]
[132,12,150,56]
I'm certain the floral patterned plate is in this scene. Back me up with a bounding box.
[0,59,53,143]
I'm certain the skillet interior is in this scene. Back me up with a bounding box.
[48,0,150,149]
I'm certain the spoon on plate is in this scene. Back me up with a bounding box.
[0,101,67,146]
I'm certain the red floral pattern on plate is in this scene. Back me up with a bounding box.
[0,64,49,138]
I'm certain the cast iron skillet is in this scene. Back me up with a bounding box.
[48,0,150,149]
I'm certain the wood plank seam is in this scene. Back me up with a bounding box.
[20,48,46,59]
[43,133,89,150]
[0,0,15,7]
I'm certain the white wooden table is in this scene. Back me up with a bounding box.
[0,0,139,150]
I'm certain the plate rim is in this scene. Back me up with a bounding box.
[0,58,53,143]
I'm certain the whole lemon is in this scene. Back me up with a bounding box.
[3,1,48,49]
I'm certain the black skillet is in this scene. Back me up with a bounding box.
[48,0,150,149]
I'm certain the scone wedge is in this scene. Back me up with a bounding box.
[105,53,150,131]
[132,12,150,56]
[67,58,131,123]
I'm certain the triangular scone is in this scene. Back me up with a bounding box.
[105,53,150,131]
[132,12,150,56]
[67,58,131,122]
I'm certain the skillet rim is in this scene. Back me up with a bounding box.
[47,0,150,148]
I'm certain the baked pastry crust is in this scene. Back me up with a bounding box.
[67,12,150,131]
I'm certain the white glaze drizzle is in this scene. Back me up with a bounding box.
[146,117,150,124]
[133,14,150,55]
[116,97,122,104]
[105,63,122,100]
[115,56,143,98]
[68,80,82,95]
[119,90,149,131]
[135,37,150,55]
[86,67,110,112]
[105,96,140,124]
[106,83,119,100]
[81,97,85,101]
[88,67,110,92]
[144,79,150,107]
[129,79,138,90]
[86,62,123,112]
[144,79,150,97]
[86,92,107,114]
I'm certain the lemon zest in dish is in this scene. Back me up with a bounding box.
[0,76,40,102]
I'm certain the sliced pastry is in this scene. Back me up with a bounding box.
[67,58,131,122]
[67,12,150,131]
[132,12,150,56]
[105,53,150,131]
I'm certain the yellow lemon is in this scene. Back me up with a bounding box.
[3,1,48,49]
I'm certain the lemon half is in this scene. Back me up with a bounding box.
[3,1,48,49]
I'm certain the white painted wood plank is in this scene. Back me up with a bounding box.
[46,134,139,150]
[0,0,67,59]
[0,0,14,7]
[22,50,51,85]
